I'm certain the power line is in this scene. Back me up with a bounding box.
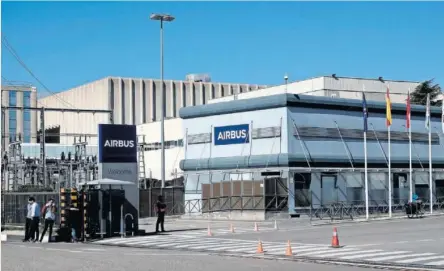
[1,36,76,109]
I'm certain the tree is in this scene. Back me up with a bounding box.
[410,79,443,106]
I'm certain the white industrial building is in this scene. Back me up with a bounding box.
[37,75,268,145]
[32,75,431,182]
[210,75,420,104]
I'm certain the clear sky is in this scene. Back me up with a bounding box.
[2,1,444,96]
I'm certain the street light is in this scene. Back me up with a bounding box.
[150,13,175,191]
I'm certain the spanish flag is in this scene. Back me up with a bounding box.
[386,87,392,127]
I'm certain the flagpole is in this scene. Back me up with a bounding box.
[386,86,392,218]
[388,125,392,217]
[429,124,432,214]
[427,94,433,214]
[363,87,369,220]
[408,91,413,204]
[364,129,369,220]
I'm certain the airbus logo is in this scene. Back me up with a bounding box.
[217,130,247,140]
[104,140,135,148]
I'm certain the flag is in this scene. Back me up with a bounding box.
[362,92,368,132]
[406,91,411,129]
[425,93,430,131]
[386,87,392,127]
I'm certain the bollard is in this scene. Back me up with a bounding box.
[120,205,124,238]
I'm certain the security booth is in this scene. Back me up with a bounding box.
[79,178,139,240]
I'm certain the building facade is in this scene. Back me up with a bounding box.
[37,76,268,145]
[210,76,423,104]
[179,93,444,218]
[1,84,38,149]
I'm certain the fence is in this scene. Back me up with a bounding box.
[139,187,185,218]
[1,192,60,226]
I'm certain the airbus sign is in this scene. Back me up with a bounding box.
[214,124,249,146]
[98,124,137,163]
[104,140,135,148]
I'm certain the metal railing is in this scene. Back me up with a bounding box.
[1,191,60,226]
[309,196,444,223]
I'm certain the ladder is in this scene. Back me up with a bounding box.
[137,135,147,189]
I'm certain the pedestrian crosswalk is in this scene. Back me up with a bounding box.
[165,226,277,237]
[93,234,444,267]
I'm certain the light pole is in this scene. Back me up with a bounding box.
[150,13,175,192]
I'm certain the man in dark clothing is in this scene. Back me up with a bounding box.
[155,195,166,233]
[23,197,33,242]
[67,204,81,242]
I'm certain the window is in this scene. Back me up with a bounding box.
[9,91,17,106]
[23,132,31,143]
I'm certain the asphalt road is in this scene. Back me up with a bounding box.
[1,241,374,271]
[213,215,444,254]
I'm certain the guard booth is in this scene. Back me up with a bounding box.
[79,178,139,240]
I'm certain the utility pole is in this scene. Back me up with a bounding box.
[150,13,175,192]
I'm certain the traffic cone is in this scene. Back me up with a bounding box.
[331,227,340,248]
[230,223,235,233]
[254,222,259,232]
[285,240,293,256]
[256,240,264,254]
[274,219,278,230]
[207,224,213,237]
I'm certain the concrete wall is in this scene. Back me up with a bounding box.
[37,77,267,145]
[38,78,110,145]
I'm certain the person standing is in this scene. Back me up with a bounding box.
[67,204,80,242]
[39,199,56,242]
[22,197,33,242]
[28,197,40,242]
[155,195,166,233]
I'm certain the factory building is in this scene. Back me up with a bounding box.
[1,84,39,149]
[210,75,421,104]
[37,75,268,145]
[179,93,444,219]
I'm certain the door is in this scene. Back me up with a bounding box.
[321,174,338,205]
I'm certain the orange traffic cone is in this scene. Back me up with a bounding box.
[285,240,293,256]
[254,222,259,232]
[230,223,235,233]
[207,224,213,237]
[331,227,340,248]
[256,240,264,254]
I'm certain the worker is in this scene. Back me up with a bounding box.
[155,195,166,233]
[28,197,40,242]
[22,197,34,242]
[39,198,56,242]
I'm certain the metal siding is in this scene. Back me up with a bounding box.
[288,106,444,164]
[184,107,287,161]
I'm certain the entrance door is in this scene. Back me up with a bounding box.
[321,174,338,205]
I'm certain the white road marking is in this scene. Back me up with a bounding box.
[340,251,409,260]
[369,253,436,262]
[82,248,106,251]
[395,255,444,264]
[299,248,362,257]
[426,259,444,265]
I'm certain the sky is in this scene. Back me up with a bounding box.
[1,1,444,97]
